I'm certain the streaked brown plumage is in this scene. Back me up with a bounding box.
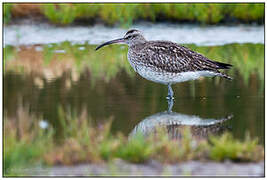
[128,40,232,77]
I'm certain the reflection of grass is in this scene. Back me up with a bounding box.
[4,43,264,87]
[4,105,264,176]
[190,43,264,86]
[3,45,15,72]
[4,3,264,26]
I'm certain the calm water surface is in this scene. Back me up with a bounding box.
[4,42,264,143]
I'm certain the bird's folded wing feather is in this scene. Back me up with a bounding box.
[137,41,227,73]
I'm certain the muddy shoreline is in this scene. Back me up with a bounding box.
[14,160,264,176]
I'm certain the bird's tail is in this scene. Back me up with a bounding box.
[218,72,233,80]
[212,60,233,70]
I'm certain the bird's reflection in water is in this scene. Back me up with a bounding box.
[130,99,233,140]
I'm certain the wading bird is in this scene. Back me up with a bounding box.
[96,29,232,99]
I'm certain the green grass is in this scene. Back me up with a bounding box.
[3,3,264,26]
[116,133,153,163]
[4,105,264,176]
[4,109,53,176]
[4,135,52,176]
[42,4,77,25]
[3,4,12,24]
[209,133,263,162]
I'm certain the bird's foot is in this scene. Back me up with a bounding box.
[166,95,174,100]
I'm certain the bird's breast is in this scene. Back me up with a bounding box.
[127,50,140,72]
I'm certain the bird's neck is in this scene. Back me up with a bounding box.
[128,37,147,47]
[129,41,147,51]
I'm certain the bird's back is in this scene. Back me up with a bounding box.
[127,40,232,83]
[129,40,231,74]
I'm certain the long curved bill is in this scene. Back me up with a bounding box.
[95,38,125,51]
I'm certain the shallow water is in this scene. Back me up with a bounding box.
[4,41,264,143]
[4,22,264,47]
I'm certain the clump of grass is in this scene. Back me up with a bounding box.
[44,106,105,165]
[43,105,264,165]
[4,103,53,176]
[4,104,264,176]
[209,132,264,162]
[43,115,263,166]
[4,134,52,176]
[116,133,153,163]
[98,138,121,161]
[147,127,210,163]
[42,4,77,25]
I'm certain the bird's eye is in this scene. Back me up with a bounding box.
[125,36,131,40]
[125,34,137,39]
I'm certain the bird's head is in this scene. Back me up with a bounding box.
[95,29,146,50]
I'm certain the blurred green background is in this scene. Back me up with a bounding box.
[4,3,264,26]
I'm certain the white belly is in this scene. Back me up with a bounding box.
[132,65,217,85]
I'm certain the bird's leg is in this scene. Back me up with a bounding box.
[166,84,174,100]
[167,98,174,113]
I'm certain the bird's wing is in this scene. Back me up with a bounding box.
[138,41,231,73]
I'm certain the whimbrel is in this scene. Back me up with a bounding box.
[96,29,232,99]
